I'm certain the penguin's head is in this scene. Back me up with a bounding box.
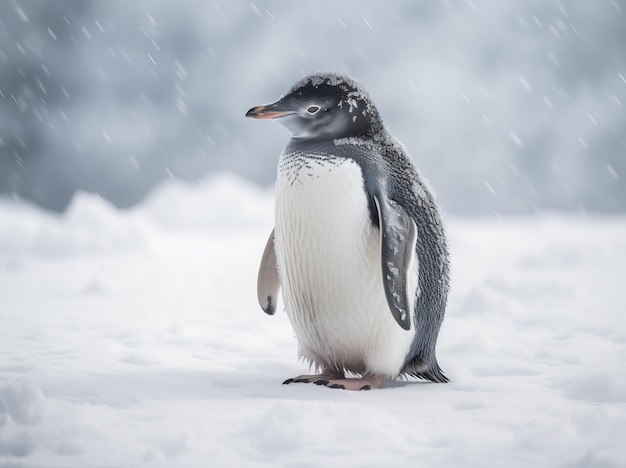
[246,73,382,140]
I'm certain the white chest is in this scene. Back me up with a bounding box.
[273,152,413,376]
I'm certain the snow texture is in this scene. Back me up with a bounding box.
[290,72,377,119]
[1,174,626,467]
[291,72,383,134]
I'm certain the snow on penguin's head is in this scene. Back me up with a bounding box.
[246,72,385,140]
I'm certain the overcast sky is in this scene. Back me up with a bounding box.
[1,0,624,214]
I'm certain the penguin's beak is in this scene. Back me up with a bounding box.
[246,101,295,119]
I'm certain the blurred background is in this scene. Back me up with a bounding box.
[1,0,624,215]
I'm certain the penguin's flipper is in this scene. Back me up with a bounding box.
[257,229,280,315]
[374,194,418,331]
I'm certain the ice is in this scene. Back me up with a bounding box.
[1,174,625,466]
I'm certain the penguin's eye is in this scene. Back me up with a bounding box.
[306,105,321,114]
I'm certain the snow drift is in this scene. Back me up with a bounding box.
[1,174,625,467]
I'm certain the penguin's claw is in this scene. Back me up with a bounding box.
[321,378,382,390]
[282,372,385,390]
[283,369,346,386]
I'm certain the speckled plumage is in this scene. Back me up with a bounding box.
[248,72,450,387]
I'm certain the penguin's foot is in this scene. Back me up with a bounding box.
[284,371,385,391]
[283,368,345,386]
[317,374,386,391]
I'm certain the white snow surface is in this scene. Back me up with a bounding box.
[1,174,625,467]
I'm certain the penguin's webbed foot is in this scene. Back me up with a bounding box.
[284,371,385,391]
[283,368,345,386]
[317,374,385,391]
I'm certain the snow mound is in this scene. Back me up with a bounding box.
[1,176,626,467]
[0,173,274,261]
[0,193,153,258]
[142,172,273,232]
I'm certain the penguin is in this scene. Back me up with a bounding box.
[246,72,449,390]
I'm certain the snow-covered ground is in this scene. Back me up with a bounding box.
[1,174,625,467]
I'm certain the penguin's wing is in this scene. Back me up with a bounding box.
[373,194,418,331]
[257,229,280,315]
